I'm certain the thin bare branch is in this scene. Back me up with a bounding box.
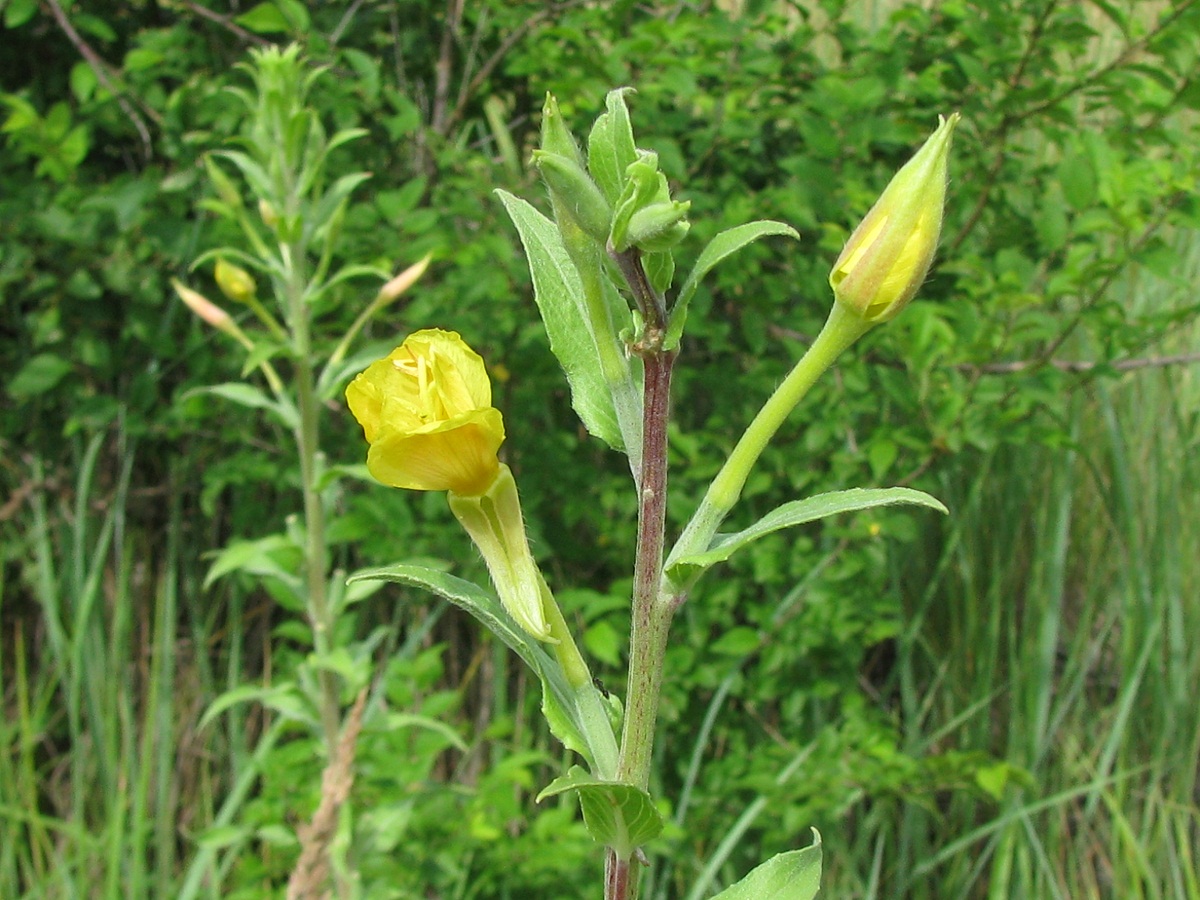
[180,0,272,46]
[44,0,158,160]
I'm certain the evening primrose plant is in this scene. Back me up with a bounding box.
[351,90,959,900]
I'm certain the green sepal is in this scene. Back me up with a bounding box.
[667,487,947,589]
[348,564,593,765]
[665,220,799,350]
[448,464,553,642]
[537,765,664,859]
[707,830,822,900]
[496,190,624,451]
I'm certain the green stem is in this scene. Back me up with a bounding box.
[285,239,341,754]
[666,302,872,573]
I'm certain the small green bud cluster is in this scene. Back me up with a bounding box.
[533,91,690,257]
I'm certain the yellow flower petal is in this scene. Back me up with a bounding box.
[346,329,506,496]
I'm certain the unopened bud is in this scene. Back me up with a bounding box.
[624,199,691,253]
[829,113,960,323]
[258,198,279,229]
[173,279,233,332]
[539,93,585,167]
[533,150,612,244]
[378,253,432,304]
[214,259,257,304]
[609,150,690,253]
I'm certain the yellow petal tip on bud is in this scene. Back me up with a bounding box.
[830,113,960,324]
[345,328,506,496]
[378,253,432,304]
[173,278,234,331]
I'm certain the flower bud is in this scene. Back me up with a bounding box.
[378,253,432,304]
[173,279,233,331]
[533,150,613,244]
[214,259,258,304]
[624,199,691,253]
[609,150,690,253]
[539,93,585,166]
[258,198,279,229]
[829,113,960,323]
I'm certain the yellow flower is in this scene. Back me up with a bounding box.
[346,329,505,496]
[830,113,960,323]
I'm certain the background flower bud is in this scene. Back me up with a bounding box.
[214,258,257,304]
[829,113,960,323]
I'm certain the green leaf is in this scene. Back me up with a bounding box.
[305,172,372,243]
[199,683,313,730]
[185,382,299,430]
[495,190,623,450]
[666,220,799,349]
[384,712,469,752]
[708,831,822,900]
[3,0,38,28]
[203,534,303,600]
[668,488,947,587]
[348,564,595,765]
[234,2,292,34]
[537,765,664,858]
[8,353,72,400]
[587,88,638,205]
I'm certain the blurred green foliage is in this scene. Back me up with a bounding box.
[2,1,1198,897]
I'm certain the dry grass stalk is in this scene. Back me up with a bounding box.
[286,688,368,900]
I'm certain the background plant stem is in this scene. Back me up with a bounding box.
[285,244,342,754]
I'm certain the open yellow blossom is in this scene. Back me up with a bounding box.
[346,329,505,496]
[830,113,960,323]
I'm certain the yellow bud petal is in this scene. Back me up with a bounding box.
[345,329,506,495]
[214,258,258,304]
[830,113,960,323]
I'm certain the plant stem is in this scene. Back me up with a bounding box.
[286,242,341,754]
[607,246,677,900]
[666,301,872,572]
[618,347,675,792]
[605,849,632,900]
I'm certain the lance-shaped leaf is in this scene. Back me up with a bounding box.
[707,831,822,900]
[184,383,299,430]
[667,487,947,588]
[537,765,664,859]
[587,88,638,205]
[496,190,624,450]
[666,220,799,349]
[348,564,595,766]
